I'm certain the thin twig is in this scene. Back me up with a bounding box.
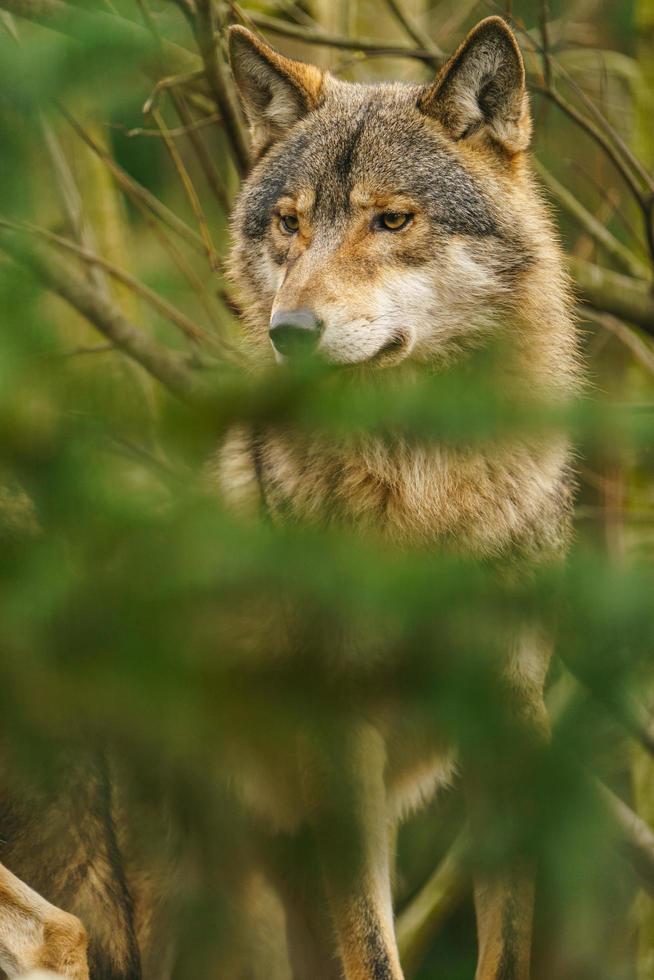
[539,0,552,91]
[554,59,654,197]
[534,160,650,280]
[168,92,231,212]
[57,343,116,357]
[0,227,203,401]
[194,0,251,175]
[122,113,220,139]
[245,11,440,65]
[583,308,654,376]
[536,86,647,215]
[59,105,207,257]
[151,107,222,270]
[143,69,206,115]
[138,205,230,336]
[0,218,212,345]
[383,0,443,61]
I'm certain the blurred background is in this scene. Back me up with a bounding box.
[0,1,653,978]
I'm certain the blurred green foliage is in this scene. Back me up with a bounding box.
[0,2,653,979]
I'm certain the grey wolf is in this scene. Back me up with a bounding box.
[0,15,579,980]
[216,14,579,980]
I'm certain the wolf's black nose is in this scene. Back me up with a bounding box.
[269,309,322,358]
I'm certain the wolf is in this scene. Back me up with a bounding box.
[215,14,579,980]
[0,15,578,980]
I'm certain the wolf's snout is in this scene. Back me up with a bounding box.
[269,309,323,358]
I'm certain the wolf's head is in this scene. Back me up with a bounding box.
[228,18,566,374]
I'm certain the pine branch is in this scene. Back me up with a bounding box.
[0,0,198,74]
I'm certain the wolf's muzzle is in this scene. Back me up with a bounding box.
[269,309,323,358]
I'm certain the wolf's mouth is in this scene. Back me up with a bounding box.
[368,333,407,364]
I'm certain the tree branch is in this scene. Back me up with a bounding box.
[595,779,654,894]
[383,0,442,63]
[243,11,440,65]
[569,257,654,335]
[59,107,208,259]
[0,219,213,345]
[396,830,470,979]
[537,85,647,215]
[0,227,204,401]
[535,160,651,281]
[194,0,251,176]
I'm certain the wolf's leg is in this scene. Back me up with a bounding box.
[467,674,550,980]
[472,868,535,980]
[263,830,343,980]
[0,862,88,980]
[304,722,404,980]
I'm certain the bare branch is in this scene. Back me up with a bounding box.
[0,219,214,345]
[0,226,204,401]
[194,0,251,175]
[167,92,231,211]
[568,257,654,335]
[143,69,206,115]
[124,113,221,139]
[383,0,443,62]
[243,11,440,65]
[397,830,470,979]
[59,107,208,258]
[537,86,647,215]
[583,309,654,376]
[535,160,651,281]
[539,0,552,92]
[595,780,654,895]
[554,59,654,198]
[151,107,222,270]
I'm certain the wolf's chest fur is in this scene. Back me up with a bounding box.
[218,426,572,560]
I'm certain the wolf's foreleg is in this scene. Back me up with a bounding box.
[472,867,535,980]
[466,685,549,980]
[264,834,344,980]
[303,722,404,980]
[0,863,88,980]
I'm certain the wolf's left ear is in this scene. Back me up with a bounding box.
[229,26,325,155]
[419,16,531,155]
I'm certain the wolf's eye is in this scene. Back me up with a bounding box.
[377,212,413,232]
[280,214,300,234]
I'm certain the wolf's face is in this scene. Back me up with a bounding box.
[229,18,540,369]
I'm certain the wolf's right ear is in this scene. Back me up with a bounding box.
[229,26,325,155]
[419,17,530,155]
